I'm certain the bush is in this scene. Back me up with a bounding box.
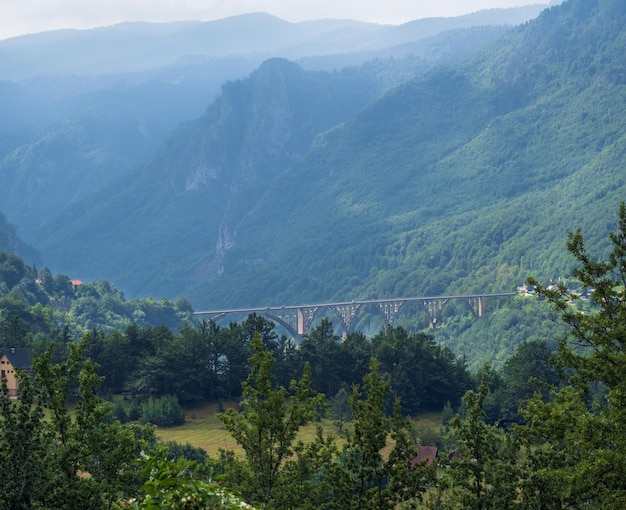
[127,399,142,421]
[140,395,185,427]
[113,401,129,423]
[164,440,208,464]
[442,400,455,425]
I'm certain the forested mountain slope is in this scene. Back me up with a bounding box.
[37,59,392,296]
[185,0,626,308]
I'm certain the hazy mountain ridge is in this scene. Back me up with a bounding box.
[0,212,40,263]
[0,8,548,80]
[0,11,528,242]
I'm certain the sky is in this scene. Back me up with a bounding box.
[0,0,553,41]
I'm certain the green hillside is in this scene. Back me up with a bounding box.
[187,0,626,308]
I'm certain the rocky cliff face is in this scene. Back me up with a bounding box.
[176,58,383,281]
[36,57,384,296]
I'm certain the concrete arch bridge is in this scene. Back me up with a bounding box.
[194,292,516,343]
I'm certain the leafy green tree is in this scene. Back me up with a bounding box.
[124,325,179,397]
[240,314,279,352]
[53,273,75,299]
[33,340,155,509]
[0,338,156,509]
[441,400,455,426]
[219,332,325,508]
[126,353,174,396]
[163,440,209,464]
[372,326,470,415]
[0,369,45,509]
[97,329,133,394]
[328,387,352,434]
[141,395,185,427]
[220,322,254,398]
[494,339,559,425]
[126,449,253,509]
[272,334,301,390]
[177,320,233,401]
[335,331,372,390]
[299,318,342,395]
[0,312,28,349]
[0,252,27,290]
[277,426,339,510]
[37,266,55,295]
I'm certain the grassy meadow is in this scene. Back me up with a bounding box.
[154,401,444,459]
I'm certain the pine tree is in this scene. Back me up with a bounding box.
[438,368,520,510]
[519,202,626,508]
[328,358,432,509]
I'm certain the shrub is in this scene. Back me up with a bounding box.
[164,440,208,464]
[140,394,185,427]
[113,401,129,423]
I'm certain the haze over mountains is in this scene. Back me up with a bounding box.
[1,0,623,315]
[0,6,544,237]
[0,6,551,78]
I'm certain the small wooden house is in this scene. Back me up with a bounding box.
[0,348,32,397]
[410,445,438,474]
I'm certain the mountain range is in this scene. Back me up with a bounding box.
[1,0,623,319]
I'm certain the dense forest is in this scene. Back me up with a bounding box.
[0,251,194,340]
[2,205,626,508]
[0,250,471,416]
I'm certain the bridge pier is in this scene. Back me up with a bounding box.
[331,302,363,339]
[421,298,449,329]
[466,296,484,317]
[263,306,321,343]
[297,306,320,336]
[374,300,406,327]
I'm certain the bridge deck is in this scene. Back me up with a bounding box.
[193,293,517,316]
